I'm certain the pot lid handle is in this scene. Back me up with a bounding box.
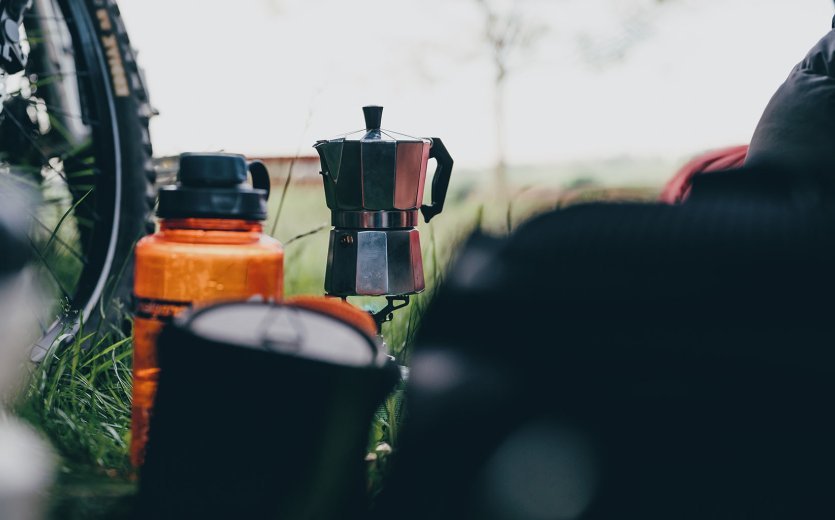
[363,105,383,131]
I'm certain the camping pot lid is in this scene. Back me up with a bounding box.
[180,302,386,368]
[157,153,271,220]
[315,105,429,146]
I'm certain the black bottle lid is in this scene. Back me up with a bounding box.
[157,153,270,220]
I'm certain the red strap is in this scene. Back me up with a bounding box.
[660,145,748,204]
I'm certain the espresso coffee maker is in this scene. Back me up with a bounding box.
[314,106,453,324]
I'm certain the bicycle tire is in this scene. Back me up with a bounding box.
[22,0,154,361]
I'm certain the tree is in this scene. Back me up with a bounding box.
[472,0,683,193]
[473,0,545,194]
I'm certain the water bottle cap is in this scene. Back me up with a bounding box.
[178,153,247,187]
[157,153,269,220]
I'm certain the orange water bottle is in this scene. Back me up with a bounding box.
[131,153,283,466]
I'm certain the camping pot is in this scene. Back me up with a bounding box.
[314,106,453,297]
[137,301,400,519]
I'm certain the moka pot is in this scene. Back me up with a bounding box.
[314,106,453,297]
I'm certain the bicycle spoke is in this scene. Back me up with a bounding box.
[0,109,69,182]
[25,296,50,335]
[74,215,95,229]
[26,69,89,78]
[31,73,65,89]
[25,97,97,125]
[41,186,92,256]
[64,168,97,179]
[47,113,76,143]
[29,212,86,263]
[23,14,69,23]
[4,70,89,98]
[26,235,71,300]
[0,167,41,188]
[59,137,92,159]
[67,183,94,193]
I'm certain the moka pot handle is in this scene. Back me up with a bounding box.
[420,138,454,223]
[247,160,271,200]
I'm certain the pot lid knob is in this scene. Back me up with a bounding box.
[363,105,383,131]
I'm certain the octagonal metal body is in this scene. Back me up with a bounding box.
[315,134,430,212]
[325,229,425,297]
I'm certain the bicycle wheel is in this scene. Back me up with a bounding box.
[0,0,154,361]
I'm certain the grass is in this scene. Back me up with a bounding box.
[17,328,133,475]
[12,167,661,517]
[14,320,135,518]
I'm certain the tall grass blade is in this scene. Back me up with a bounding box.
[42,186,92,256]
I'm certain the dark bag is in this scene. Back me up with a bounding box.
[748,24,835,171]
[374,164,835,520]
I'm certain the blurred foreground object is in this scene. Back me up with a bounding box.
[0,178,54,519]
[131,152,283,467]
[374,159,835,519]
[0,417,55,520]
[388,21,835,518]
[0,176,40,397]
[747,25,835,171]
[137,302,399,518]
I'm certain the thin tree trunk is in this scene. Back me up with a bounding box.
[494,74,508,195]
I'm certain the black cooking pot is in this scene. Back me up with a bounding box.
[137,301,400,519]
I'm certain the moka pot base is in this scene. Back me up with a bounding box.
[325,227,424,297]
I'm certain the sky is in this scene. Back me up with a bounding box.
[118,0,835,168]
